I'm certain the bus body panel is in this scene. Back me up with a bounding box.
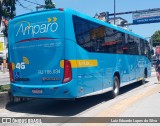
[8,9,151,99]
[9,9,78,98]
[72,11,151,98]
[75,49,151,98]
[10,79,77,98]
[9,11,65,86]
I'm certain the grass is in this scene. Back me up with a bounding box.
[0,84,10,92]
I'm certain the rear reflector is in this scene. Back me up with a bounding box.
[8,63,14,83]
[63,60,72,83]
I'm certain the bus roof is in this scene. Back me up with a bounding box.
[14,8,66,18]
[13,8,147,41]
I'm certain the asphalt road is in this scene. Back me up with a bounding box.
[0,71,159,126]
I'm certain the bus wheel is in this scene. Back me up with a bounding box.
[8,90,15,103]
[19,97,28,102]
[111,76,120,98]
[144,68,148,78]
[19,97,24,102]
[141,68,147,84]
[141,78,145,84]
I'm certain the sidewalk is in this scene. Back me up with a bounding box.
[0,70,10,86]
[109,92,160,126]
[108,71,160,126]
[120,71,160,117]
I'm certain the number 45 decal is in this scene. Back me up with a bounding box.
[16,62,25,69]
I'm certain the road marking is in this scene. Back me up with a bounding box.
[82,84,160,126]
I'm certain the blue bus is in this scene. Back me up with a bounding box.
[8,8,151,100]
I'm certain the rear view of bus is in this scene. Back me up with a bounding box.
[8,9,76,99]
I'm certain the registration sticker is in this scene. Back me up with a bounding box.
[32,89,43,94]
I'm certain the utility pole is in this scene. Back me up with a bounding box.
[114,0,116,25]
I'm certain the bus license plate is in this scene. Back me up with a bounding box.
[32,89,43,94]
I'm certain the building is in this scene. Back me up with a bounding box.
[94,12,129,30]
[109,17,129,30]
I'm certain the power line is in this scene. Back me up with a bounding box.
[34,0,39,5]
[23,0,42,6]
[17,0,33,11]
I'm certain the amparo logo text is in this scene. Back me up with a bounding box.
[15,20,58,37]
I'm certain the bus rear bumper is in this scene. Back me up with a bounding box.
[10,79,77,99]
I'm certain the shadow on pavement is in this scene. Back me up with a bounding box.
[120,81,149,95]
[5,81,149,116]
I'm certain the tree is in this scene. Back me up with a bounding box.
[151,30,160,47]
[1,0,16,19]
[0,0,16,37]
[0,0,56,37]
[45,0,55,9]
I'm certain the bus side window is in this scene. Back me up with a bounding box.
[145,42,151,61]
[123,34,139,55]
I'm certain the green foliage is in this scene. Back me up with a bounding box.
[45,0,55,9]
[0,0,56,37]
[0,0,16,37]
[1,0,16,19]
[0,84,10,92]
[151,30,160,47]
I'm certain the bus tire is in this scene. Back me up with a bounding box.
[111,76,120,98]
[141,78,145,84]
[141,68,147,84]
[144,68,148,78]
[19,97,28,102]
[8,89,15,103]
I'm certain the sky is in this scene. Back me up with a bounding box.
[15,0,160,38]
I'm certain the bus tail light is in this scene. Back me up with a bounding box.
[8,63,15,83]
[63,60,72,83]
